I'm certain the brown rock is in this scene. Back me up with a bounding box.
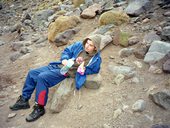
[163,59,170,73]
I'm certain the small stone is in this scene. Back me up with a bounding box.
[149,65,162,74]
[133,61,143,68]
[114,74,125,86]
[103,124,112,128]
[113,108,122,119]
[8,113,17,118]
[132,99,146,112]
[109,56,115,59]
[142,18,150,24]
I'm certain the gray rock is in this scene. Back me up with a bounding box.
[108,65,136,79]
[92,24,115,35]
[144,41,170,64]
[163,59,170,73]
[132,99,146,112]
[133,46,149,59]
[84,74,102,89]
[125,0,152,16]
[54,28,80,46]
[33,9,55,27]
[151,124,170,128]
[20,47,31,54]
[10,52,23,62]
[60,4,74,11]
[119,48,134,58]
[11,42,24,51]
[0,40,5,46]
[149,91,170,110]
[24,20,32,26]
[80,4,88,11]
[36,37,47,44]
[85,0,94,7]
[21,12,31,23]
[10,23,22,33]
[50,78,74,113]
[163,11,170,17]
[161,26,170,41]
[143,31,161,45]
[128,36,140,46]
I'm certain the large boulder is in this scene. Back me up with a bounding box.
[48,16,80,43]
[84,74,102,89]
[144,41,170,64]
[125,0,152,16]
[50,78,74,113]
[81,3,101,19]
[99,10,129,26]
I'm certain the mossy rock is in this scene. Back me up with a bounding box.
[119,32,130,47]
[99,10,129,26]
[72,0,85,7]
[48,16,80,43]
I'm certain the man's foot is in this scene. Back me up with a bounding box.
[26,104,45,122]
[9,95,30,111]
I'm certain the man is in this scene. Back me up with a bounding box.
[9,34,102,122]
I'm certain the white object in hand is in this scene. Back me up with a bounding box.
[60,59,74,75]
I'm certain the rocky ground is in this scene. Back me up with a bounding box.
[0,0,170,128]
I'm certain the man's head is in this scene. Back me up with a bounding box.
[83,34,101,54]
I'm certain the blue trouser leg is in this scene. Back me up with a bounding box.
[35,68,66,106]
[22,66,50,100]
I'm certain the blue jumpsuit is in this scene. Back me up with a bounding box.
[21,41,101,106]
[22,65,66,106]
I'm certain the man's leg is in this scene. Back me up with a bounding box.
[26,68,67,122]
[10,66,51,111]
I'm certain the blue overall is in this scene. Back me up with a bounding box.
[22,41,102,106]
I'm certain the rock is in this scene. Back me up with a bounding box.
[149,65,162,74]
[92,24,115,35]
[102,124,112,128]
[20,47,31,54]
[0,3,2,10]
[125,0,152,17]
[10,23,22,33]
[142,18,150,24]
[0,40,5,46]
[50,78,74,113]
[84,74,102,89]
[163,59,170,73]
[144,41,170,64]
[81,3,101,19]
[21,13,31,23]
[48,16,80,43]
[113,108,122,119]
[85,0,94,7]
[36,37,47,44]
[8,113,17,118]
[149,90,170,110]
[11,42,24,51]
[101,0,114,12]
[108,65,136,79]
[33,9,55,26]
[128,36,140,46]
[10,52,23,62]
[163,11,170,17]
[99,10,129,26]
[72,0,85,7]
[151,124,170,128]
[54,28,80,46]
[133,46,149,59]
[132,99,146,112]
[161,26,170,41]
[143,31,161,45]
[100,35,112,50]
[119,48,134,58]
[133,61,143,68]
[114,74,125,86]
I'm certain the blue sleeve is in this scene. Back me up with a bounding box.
[85,57,102,75]
[60,42,80,61]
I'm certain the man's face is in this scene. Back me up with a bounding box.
[84,40,96,53]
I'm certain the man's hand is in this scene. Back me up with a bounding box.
[62,59,68,66]
[76,57,84,65]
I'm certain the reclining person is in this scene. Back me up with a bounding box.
[9,34,102,122]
